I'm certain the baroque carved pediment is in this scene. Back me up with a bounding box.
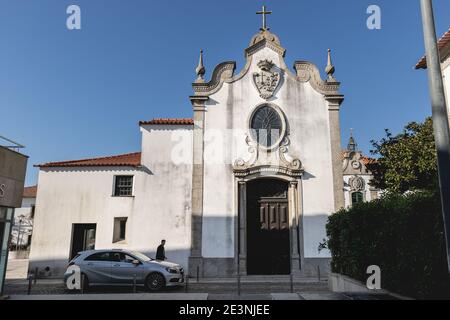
[233,134,303,178]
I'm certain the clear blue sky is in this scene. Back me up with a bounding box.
[1,0,449,186]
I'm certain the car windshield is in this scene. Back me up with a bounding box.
[129,251,152,262]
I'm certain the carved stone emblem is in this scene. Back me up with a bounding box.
[253,60,280,99]
[349,176,365,191]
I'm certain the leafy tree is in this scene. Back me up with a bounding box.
[368,117,438,193]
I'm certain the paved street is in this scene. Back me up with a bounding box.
[2,263,401,300]
[5,259,28,280]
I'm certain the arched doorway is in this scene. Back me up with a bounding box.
[246,178,291,275]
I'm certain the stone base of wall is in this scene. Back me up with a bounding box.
[188,257,331,278]
[328,272,412,299]
[328,272,376,293]
[202,258,236,277]
[302,258,331,278]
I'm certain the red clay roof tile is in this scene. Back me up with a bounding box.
[416,28,450,69]
[139,118,193,126]
[23,185,37,198]
[36,152,141,168]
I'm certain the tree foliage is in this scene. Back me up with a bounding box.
[367,117,438,193]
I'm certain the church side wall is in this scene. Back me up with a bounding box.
[139,125,193,272]
[29,127,193,278]
[29,167,141,277]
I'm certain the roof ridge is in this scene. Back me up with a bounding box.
[139,118,194,126]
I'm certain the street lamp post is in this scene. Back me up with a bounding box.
[420,0,450,275]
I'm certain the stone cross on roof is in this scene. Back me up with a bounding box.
[256,5,272,30]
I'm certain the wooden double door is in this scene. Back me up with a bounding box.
[246,179,291,275]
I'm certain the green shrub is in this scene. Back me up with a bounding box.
[326,191,450,299]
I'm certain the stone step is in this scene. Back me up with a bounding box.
[184,280,328,294]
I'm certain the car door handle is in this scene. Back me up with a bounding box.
[87,263,94,266]
[113,264,120,267]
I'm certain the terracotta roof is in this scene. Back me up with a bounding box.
[139,118,194,126]
[342,150,377,165]
[23,186,37,198]
[361,156,377,166]
[36,152,141,168]
[416,28,450,69]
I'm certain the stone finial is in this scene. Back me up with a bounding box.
[195,50,206,83]
[325,49,336,82]
[348,128,357,151]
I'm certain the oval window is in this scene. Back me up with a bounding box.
[250,105,283,148]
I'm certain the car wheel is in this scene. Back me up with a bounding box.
[146,273,165,291]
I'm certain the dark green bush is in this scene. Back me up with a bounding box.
[326,191,450,299]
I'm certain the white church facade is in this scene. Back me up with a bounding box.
[29,12,379,278]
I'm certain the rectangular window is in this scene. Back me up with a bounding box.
[113,217,127,243]
[114,176,133,196]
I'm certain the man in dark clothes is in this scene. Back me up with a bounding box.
[156,239,166,260]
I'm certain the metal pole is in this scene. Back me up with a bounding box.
[16,219,22,252]
[420,0,450,275]
[196,266,199,282]
[290,273,294,293]
[34,267,38,284]
[237,273,241,296]
[81,273,85,294]
[27,275,32,295]
[17,219,23,252]
[317,265,321,281]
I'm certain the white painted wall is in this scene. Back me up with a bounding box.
[29,126,193,277]
[201,46,335,259]
[443,56,450,113]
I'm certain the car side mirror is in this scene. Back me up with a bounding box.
[132,260,140,265]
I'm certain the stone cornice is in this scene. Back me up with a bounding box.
[233,164,303,178]
[245,38,286,58]
[325,94,345,110]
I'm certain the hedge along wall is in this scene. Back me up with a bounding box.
[326,191,450,299]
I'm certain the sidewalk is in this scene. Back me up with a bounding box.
[6,293,209,300]
[5,292,353,300]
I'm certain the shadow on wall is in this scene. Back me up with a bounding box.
[28,248,191,279]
